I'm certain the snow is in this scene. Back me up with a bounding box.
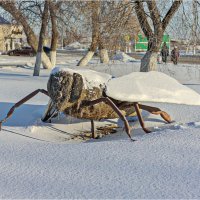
[1,54,200,198]
[1,129,200,199]
[51,66,112,88]
[106,71,200,105]
[112,50,137,62]
[65,41,88,50]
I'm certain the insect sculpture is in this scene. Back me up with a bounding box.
[0,68,172,141]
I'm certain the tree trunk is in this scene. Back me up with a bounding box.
[49,0,59,67]
[77,51,94,66]
[33,52,42,76]
[140,51,158,72]
[50,51,57,67]
[42,52,53,69]
[99,49,109,64]
[77,0,100,66]
[140,34,162,72]
[99,37,109,64]
[135,1,182,72]
[35,52,52,74]
[33,1,49,76]
[77,33,98,66]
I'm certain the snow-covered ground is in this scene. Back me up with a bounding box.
[64,41,89,51]
[1,55,200,198]
[112,50,137,62]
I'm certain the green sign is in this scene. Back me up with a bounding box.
[135,34,170,52]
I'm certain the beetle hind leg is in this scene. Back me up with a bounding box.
[138,104,172,123]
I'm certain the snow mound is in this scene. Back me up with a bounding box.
[65,41,87,50]
[51,67,112,89]
[112,51,136,62]
[106,71,200,105]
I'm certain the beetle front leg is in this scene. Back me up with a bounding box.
[0,89,49,130]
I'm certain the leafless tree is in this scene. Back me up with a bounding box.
[162,1,200,54]
[0,0,53,70]
[77,0,101,66]
[0,0,60,74]
[33,0,49,76]
[134,0,182,71]
[77,0,139,66]
[49,0,59,67]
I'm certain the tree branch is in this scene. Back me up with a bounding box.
[162,0,183,31]
[49,1,58,51]
[146,0,162,35]
[134,1,153,38]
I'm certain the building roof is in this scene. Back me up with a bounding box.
[0,16,11,24]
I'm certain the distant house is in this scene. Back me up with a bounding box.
[0,16,25,52]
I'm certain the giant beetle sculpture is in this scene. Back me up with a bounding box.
[0,68,177,141]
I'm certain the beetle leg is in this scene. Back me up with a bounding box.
[42,100,58,122]
[133,102,151,134]
[83,97,135,141]
[91,119,97,139]
[138,104,172,123]
[0,89,49,130]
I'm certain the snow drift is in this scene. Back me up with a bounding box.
[112,51,136,62]
[106,71,200,105]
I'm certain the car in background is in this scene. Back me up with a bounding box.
[7,46,35,56]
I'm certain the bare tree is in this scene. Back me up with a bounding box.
[0,0,52,69]
[49,0,59,67]
[33,0,49,76]
[77,1,101,66]
[77,0,138,66]
[134,0,182,71]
